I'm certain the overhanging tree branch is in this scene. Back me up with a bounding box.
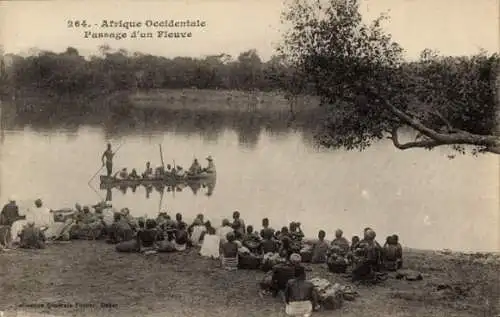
[382,100,500,154]
[389,127,443,150]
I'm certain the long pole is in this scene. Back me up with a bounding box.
[0,100,4,142]
[159,144,165,169]
[87,182,104,201]
[88,142,125,184]
[158,185,164,213]
[88,166,104,185]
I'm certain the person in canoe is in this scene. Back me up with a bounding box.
[129,168,140,179]
[142,162,153,179]
[165,164,173,175]
[113,168,129,180]
[153,165,163,178]
[101,143,115,177]
[188,158,202,175]
[202,156,216,174]
[174,166,186,178]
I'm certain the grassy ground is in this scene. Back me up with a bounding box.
[0,241,499,317]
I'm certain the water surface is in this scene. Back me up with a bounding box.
[0,123,497,252]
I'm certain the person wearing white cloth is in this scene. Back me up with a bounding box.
[190,218,206,247]
[216,219,233,244]
[199,222,221,259]
[26,199,56,239]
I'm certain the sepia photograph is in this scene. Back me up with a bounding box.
[0,0,498,316]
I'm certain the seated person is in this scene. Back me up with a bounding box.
[327,245,349,273]
[137,218,146,230]
[279,228,293,260]
[19,222,46,249]
[136,219,159,252]
[107,213,134,244]
[203,156,216,173]
[142,162,153,178]
[199,221,220,259]
[116,219,158,253]
[174,213,187,231]
[261,229,278,254]
[164,215,177,229]
[233,229,244,242]
[174,222,188,251]
[216,219,233,244]
[242,225,261,253]
[114,168,129,179]
[269,253,303,297]
[260,218,275,239]
[351,229,382,282]
[311,230,329,264]
[71,206,105,240]
[156,212,168,227]
[129,168,140,179]
[285,265,319,316]
[188,158,202,175]
[154,166,165,178]
[188,214,205,235]
[174,166,186,177]
[331,229,350,255]
[189,217,206,247]
[165,164,173,175]
[289,222,304,242]
[231,211,246,237]
[221,232,239,270]
[382,234,403,271]
[350,235,360,251]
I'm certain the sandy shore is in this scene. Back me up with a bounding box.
[0,241,499,317]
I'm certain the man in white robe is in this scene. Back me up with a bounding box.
[26,199,57,239]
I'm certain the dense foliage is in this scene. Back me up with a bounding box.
[0,45,289,95]
[279,0,499,155]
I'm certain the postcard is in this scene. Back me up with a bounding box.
[0,0,498,316]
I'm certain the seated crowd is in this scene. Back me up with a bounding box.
[0,197,404,316]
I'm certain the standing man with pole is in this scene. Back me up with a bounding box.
[101,143,115,177]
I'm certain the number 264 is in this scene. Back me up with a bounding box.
[67,20,88,28]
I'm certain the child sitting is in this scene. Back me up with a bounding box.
[221,231,239,270]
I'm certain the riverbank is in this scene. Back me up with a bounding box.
[1,88,322,130]
[0,241,498,317]
[3,88,320,114]
[128,89,320,113]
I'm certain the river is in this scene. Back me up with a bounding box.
[0,122,498,252]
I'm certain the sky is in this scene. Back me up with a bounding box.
[0,0,498,61]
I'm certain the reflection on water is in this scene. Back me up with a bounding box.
[2,106,305,150]
[100,179,217,202]
[0,108,498,252]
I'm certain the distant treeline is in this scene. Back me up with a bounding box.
[0,46,290,96]
[0,46,498,123]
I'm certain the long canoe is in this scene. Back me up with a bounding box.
[99,172,216,187]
